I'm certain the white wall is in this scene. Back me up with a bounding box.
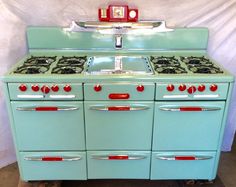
[0,0,236,168]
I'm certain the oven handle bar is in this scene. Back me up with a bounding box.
[159,106,221,112]
[24,156,82,161]
[91,154,147,160]
[89,105,150,111]
[16,106,79,111]
[156,155,213,161]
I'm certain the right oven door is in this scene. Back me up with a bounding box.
[152,101,225,151]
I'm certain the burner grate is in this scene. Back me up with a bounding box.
[154,66,187,74]
[188,65,223,74]
[14,65,49,74]
[24,56,56,66]
[180,56,213,66]
[150,56,180,66]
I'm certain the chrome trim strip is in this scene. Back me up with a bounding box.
[163,95,189,99]
[24,156,82,161]
[159,106,221,112]
[16,106,79,111]
[156,155,213,161]
[49,95,76,99]
[17,95,44,99]
[89,105,150,111]
[91,154,147,160]
[193,94,220,98]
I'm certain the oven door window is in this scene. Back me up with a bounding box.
[152,101,225,151]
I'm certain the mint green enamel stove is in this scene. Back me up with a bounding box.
[2,21,234,181]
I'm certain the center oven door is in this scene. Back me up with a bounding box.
[85,101,154,150]
[152,101,225,151]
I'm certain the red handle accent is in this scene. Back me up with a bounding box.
[180,107,202,111]
[108,155,129,160]
[109,93,130,100]
[42,157,63,161]
[175,156,196,160]
[35,107,58,111]
[108,106,130,111]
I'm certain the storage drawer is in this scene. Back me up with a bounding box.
[151,151,216,180]
[84,83,155,100]
[19,151,87,181]
[87,151,151,179]
[85,101,154,150]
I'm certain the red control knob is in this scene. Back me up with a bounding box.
[167,84,175,92]
[94,85,102,92]
[19,84,27,92]
[137,85,144,92]
[178,84,186,92]
[198,84,205,92]
[51,85,59,92]
[31,85,39,92]
[41,85,50,94]
[210,84,218,92]
[187,86,197,94]
[64,85,72,92]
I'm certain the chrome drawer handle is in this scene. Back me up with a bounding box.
[159,106,221,112]
[89,105,150,111]
[49,95,76,99]
[156,155,213,161]
[16,106,79,111]
[24,156,82,161]
[17,95,44,99]
[91,154,147,160]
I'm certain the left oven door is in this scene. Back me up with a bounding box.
[11,101,85,151]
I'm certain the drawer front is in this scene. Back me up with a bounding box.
[151,151,216,180]
[87,151,151,179]
[84,83,155,100]
[8,83,83,100]
[11,101,85,151]
[85,101,154,150]
[19,151,87,180]
[152,101,225,150]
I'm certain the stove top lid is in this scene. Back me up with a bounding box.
[85,56,153,75]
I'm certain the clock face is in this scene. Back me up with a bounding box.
[111,6,125,18]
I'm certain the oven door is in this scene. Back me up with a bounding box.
[11,101,85,151]
[152,101,225,150]
[85,101,154,150]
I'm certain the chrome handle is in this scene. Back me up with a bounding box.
[16,106,79,111]
[115,35,122,49]
[17,95,44,99]
[159,106,221,112]
[156,155,213,161]
[89,105,150,111]
[91,154,147,160]
[49,95,76,99]
[24,156,82,161]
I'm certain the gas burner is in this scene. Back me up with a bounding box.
[150,56,180,66]
[155,66,187,74]
[51,66,83,74]
[57,56,87,66]
[180,56,213,66]
[24,56,56,66]
[188,65,223,74]
[14,65,49,74]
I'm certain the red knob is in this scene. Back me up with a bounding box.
[137,85,144,92]
[41,85,50,94]
[167,84,175,92]
[31,85,39,92]
[64,85,72,92]
[178,84,186,92]
[51,85,59,92]
[198,84,205,92]
[187,86,197,94]
[210,84,218,92]
[19,84,27,92]
[94,85,102,92]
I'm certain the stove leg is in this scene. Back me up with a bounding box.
[184,179,215,186]
[18,180,61,187]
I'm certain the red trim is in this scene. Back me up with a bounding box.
[108,155,129,160]
[42,157,63,161]
[179,107,202,111]
[108,106,130,111]
[35,107,58,111]
[175,156,196,160]
[109,93,130,100]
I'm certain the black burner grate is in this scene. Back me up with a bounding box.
[150,56,180,66]
[154,66,187,74]
[24,56,56,66]
[14,65,49,74]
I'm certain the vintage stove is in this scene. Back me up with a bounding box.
[2,5,234,182]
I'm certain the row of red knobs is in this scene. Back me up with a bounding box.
[94,85,145,92]
[167,84,218,94]
[19,84,72,93]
